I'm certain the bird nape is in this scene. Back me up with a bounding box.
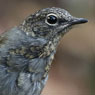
[0,7,88,95]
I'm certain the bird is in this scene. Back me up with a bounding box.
[0,7,88,95]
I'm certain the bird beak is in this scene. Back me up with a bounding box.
[58,18,88,35]
[70,18,88,25]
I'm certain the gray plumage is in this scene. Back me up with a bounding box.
[0,7,88,95]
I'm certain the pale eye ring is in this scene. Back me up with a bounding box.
[45,13,58,26]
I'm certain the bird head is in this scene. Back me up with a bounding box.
[20,7,88,41]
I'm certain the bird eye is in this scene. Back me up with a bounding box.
[46,14,58,25]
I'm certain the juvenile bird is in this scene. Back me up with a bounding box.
[0,7,88,95]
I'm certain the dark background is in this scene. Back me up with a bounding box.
[0,0,94,95]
